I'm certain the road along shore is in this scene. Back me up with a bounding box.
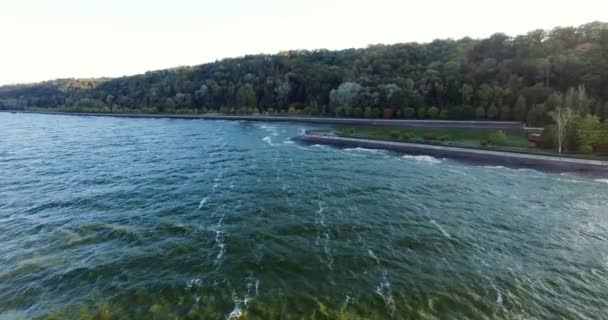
[3,111,523,129]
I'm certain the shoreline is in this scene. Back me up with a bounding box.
[294,131,608,175]
[1,110,524,129]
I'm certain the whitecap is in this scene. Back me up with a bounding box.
[480,165,506,169]
[401,154,441,164]
[198,197,208,209]
[283,140,295,144]
[368,249,380,264]
[227,303,243,320]
[345,147,384,154]
[595,179,608,184]
[375,276,396,313]
[430,219,451,238]
[262,136,275,146]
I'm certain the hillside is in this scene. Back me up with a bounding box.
[1,21,607,126]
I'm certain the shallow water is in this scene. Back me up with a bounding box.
[1,113,607,319]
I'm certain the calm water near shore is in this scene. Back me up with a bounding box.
[1,113,607,319]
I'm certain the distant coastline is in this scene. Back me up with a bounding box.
[1,110,524,129]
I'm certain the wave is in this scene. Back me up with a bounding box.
[430,219,451,238]
[480,165,506,169]
[368,249,380,264]
[375,273,396,313]
[198,197,208,209]
[595,179,608,184]
[401,154,441,164]
[262,136,276,146]
[344,147,385,154]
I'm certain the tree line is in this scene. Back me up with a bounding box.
[1,22,607,131]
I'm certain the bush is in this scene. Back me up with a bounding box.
[438,134,450,141]
[488,130,508,146]
[540,125,556,149]
[578,144,593,154]
[480,139,489,147]
[423,132,439,141]
[389,129,400,138]
[400,131,415,141]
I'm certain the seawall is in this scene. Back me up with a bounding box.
[294,132,608,174]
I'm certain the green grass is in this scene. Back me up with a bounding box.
[333,125,608,161]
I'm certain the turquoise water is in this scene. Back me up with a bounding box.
[1,113,607,319]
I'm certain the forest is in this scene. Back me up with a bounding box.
[1,22,608,153]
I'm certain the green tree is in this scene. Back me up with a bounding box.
[236,84,257,108]
[402,107,416,118]
[427,106,440,119]
[475,106,486,119]
[487,105,499,120]
[575,114,601,153]
[513,95,527,122]
[499,105,512,120]
[417,106,427,119]
[461,84,473,105]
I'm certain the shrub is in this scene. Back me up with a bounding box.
[540,125,556,149]
[400,131,415,141]
[488,130,508,146]
[389,129,400,138]
[578,144,593,154]
[438,134,450,141]
[423,132,439,141]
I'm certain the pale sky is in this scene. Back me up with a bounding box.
[0,0,606,85]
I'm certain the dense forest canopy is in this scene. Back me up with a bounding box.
[1,22,608,127]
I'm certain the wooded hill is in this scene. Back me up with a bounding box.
[1,22,607,127]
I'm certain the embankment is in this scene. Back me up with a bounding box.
[294,132,608,174]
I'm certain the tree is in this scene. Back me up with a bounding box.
[461,84,473,105]
[500,105,512,120]
[575,114,601,153]
[427,106,440,119]
[487,105,499,119]
[417,106,427,119]
[329,82,362,109]
[236,84,257,108]
[549,106,575,153]
[475,106,486,119]
[513,96,527,122]
[402,107,416,118]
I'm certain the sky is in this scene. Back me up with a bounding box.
[0,0,606,85]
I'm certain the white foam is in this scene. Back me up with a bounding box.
[595,179,608,184]
[227,304,243,320]
[375,277,396,313]
[198,197,208,209]
[368,249,380,264]
[283,140,295,144]
[345,147,384,154]
[262,136,275,146]
[430,219,451,238]
[481,165,506,169]
[401,154,441,164]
